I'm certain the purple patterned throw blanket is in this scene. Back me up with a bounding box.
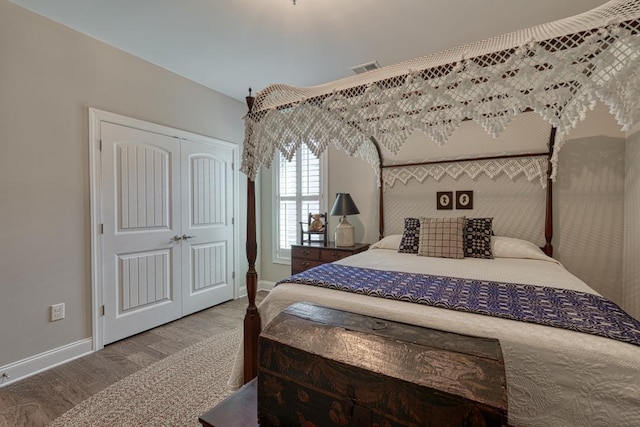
[277,264,640,347]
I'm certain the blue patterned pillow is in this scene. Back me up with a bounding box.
[464,218,493,259]
[398,217,420,254]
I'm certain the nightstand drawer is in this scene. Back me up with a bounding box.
[291,246,320,261]
[292,259,323,273]
[290,243,369,275]
[320,249,351,262]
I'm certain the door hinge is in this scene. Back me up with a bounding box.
[231,162,234,171]
[100,223,104,234]
[100,305,105,316]
[99,140,102,150]
[232,271,235,279]
[231,217,234,225]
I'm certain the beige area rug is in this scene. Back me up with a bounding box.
[48,328,240,427]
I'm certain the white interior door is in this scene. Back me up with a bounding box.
[180,140,234,315]
[101,122,183,344]
[99,121,235,345]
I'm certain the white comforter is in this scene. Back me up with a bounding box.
[230,247,640,427]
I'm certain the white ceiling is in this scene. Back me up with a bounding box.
[12,0,609,102]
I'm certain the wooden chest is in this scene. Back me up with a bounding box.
[258,302,507,427]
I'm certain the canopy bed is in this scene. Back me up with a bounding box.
[236,1,640,425]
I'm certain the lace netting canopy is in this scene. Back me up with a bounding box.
[382,156,549,191]
[241,0,640,186]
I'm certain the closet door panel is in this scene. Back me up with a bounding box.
[180,141,235,315]
[101,122,182,345]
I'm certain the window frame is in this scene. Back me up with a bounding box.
[271,146,328,265]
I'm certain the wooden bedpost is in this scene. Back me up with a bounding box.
[543,127,556,258]
[243,89,261,383]
[370,136,385,241]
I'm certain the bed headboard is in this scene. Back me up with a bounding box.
[376,123,556,255]
[383,172,547,245]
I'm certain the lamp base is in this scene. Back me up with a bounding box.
[335,216,355,247]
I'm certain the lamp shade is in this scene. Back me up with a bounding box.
[330,193,359,216]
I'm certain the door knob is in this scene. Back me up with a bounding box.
[182,234,196,240]
[171,235,182,243]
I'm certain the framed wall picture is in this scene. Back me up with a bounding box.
[437,191,453,210]
[456,190,474,209]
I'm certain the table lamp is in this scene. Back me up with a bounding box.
[330,193,360,247]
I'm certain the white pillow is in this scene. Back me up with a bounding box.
[491,236,559,263]
[369,234,402,250]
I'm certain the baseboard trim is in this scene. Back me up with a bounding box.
[237,285,247,299]
[258,280,276,291]
[235,280,273,300]
[0,338,93,388]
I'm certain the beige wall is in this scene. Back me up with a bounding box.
[625,126,640,319]
[0,0,246,369]
[552,104,627,303]
[554,135,625,302]
[327,148,379,244]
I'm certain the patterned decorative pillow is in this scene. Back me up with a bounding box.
[418,217,465,259]
[398,217,420,254]
[464,218,494,259]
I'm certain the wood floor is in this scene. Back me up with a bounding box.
[0,291,267,427]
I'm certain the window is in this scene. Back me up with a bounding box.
[273,145,326,263]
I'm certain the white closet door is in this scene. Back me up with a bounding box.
[101,122,182,344]
[180,140,234,315]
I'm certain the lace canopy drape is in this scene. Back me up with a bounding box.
[383,156,549,190]
[241,0,640,185]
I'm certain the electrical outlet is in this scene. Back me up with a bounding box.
[51,303,65,321]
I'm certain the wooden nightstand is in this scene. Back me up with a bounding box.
[290,242,369,274]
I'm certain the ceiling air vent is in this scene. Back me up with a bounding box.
[350,61,381,74]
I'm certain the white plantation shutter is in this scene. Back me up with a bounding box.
[274,145,324,262]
